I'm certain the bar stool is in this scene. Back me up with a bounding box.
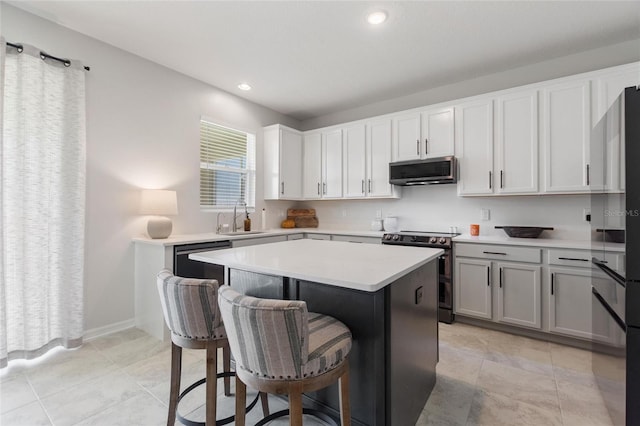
[217,286,352,426]
[156,270,268,426]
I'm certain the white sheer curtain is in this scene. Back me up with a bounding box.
[0,39,86,368]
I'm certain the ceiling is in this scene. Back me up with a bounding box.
[10,1,640,121]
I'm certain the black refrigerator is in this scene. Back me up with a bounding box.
[591,86,640,425]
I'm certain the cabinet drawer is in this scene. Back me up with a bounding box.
[331,235,380,244]
[548,249,592,268]
[455,243,541,263]
[304,233,331,240]
[231,235,287,247]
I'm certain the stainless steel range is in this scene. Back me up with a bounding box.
[382,230,458,323]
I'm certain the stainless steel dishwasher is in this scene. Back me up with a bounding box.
[173,240,231,283]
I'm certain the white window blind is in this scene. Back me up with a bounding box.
[200,119,256,210]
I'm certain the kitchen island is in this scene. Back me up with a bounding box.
[191,239,442,426]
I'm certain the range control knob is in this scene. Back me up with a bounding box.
[429,237,437,244]
[439,237,447,244]
[392,234,400,241]
[384,234,392,240]
[411,236,418,242]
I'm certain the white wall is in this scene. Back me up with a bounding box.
[301,38,640,130]
[270,188,596,241]
[1,4,300,333]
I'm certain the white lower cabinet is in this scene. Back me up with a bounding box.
[455,258,492,320]
[548,267,616,344]
[496,262,541,329]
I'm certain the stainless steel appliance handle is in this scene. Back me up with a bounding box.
[558,257,589,262]
[175,244,232,256]
[592,286,626,332]
[592,257,626,287]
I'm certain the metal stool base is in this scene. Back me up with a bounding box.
[176,372,260,426]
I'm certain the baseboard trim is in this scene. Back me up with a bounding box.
[84,319,136,342]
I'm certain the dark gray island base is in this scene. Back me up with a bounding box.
[228,261,438,426]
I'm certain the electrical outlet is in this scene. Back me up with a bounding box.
[583,208,591,222]
[375,209,382,219]
[481,208,490,221]
[277,209,285,217]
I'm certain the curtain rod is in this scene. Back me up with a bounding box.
[7,41,90,71]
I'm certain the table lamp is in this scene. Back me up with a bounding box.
[140,189,178,239]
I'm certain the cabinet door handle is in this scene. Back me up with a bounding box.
[281,182,285,195]
[499,267,503,288]
[416,139,420,156]
[586,164,590,186]
[489,171,492,189]
[317,182,320,195]
[487,266,491,286]
[551,273,555,295]
[500,170,504,189]
[483,251,507,255]
[362,179,365,194]
[323,182,327,195]
[425,138,428,155]
[558,257,589,262]
[368,179,372,193]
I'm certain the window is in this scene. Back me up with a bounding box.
[200,119,256,211]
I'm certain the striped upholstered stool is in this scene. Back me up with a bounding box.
[217,286,352,426]
[156,270,268,426]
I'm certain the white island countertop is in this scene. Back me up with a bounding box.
[190,239,443,293]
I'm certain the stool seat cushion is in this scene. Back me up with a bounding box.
[302,313,352,378]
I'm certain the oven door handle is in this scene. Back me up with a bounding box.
[592,286,626,332]
[592,257,626,288]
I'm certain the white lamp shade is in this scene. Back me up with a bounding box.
[139,190,178,215]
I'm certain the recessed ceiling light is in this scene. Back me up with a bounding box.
[367,11,387,25]
[238,83,251,91]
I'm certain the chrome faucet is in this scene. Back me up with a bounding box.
[233,200,247,232]
[216,212,224,234]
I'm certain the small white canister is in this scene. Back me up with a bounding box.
[383,216,399,232]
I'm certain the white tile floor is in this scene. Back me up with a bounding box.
[0,322,622,425]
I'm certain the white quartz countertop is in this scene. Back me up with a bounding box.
[190,239,443,293]
[453,234,625,252]
[132,228,385,246]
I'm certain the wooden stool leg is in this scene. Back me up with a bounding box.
[167,342,182,426]
[288,383,303,426]
[222,344,231,396]
[260,392,270,417]
[206,342,217,426]
[339,361,351,426]
[235,375,247,426]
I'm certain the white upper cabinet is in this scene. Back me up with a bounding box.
[394,113,422,161]
[263,124,302,200]
[303,130,343,199]
[343,120,396,198]
[542,79,591,193]
[495,89,539,194]
[456,99,494,195]
[343,124,367,198]
[302,132,322,199]
[394,107,454,162]
[593,63,640,193]
[421,107,455,159]
[322,129,343,199]
[367,119,396,198]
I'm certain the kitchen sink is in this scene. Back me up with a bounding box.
[219,230,265,236]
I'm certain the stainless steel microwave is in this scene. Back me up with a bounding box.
[389,156,457,186]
